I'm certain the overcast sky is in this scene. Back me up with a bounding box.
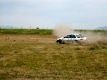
[0,0,107,29]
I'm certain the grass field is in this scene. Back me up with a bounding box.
[0,29,107,80]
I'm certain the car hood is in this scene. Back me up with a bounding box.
[57,37,63,40]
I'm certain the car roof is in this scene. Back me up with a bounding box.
[67,34,80,35]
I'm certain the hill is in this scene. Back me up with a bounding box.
[97,26,107,30]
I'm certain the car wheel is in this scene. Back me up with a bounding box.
[59,40,62,44]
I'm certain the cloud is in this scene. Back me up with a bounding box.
[0,0,107,29]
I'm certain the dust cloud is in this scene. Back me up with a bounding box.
[53,24,75,37]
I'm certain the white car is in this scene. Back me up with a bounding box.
[56,34,86,44]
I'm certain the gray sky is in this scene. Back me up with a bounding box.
[0,0,107,29]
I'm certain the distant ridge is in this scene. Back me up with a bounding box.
[97,26,107,30]
[0,26,16,29]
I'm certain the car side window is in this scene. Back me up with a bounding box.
[70,35,76,38]
[64,35,70,38]
[67,35,70,38]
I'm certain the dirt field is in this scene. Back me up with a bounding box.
[0,34,107,80]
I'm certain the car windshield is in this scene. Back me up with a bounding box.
[64,35,70,38]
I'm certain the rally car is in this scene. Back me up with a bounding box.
[56,34,86,44]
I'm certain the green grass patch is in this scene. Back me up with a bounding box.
[0,29,107,35]
[0,29,53,35]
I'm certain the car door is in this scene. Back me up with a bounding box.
[69,35,76,41]
[63,35,70,42]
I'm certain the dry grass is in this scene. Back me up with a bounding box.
[0,34,107,80]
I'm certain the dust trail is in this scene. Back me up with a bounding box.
[84,32,107,44]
